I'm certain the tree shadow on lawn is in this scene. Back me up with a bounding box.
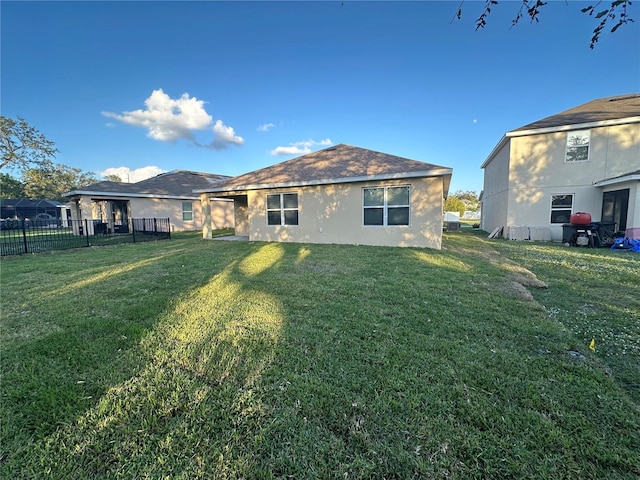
[4,240,640,478]
[0,241,245,462]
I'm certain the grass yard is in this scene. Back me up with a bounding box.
[1,230,639,479]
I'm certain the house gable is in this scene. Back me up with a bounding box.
[197,144,452,194]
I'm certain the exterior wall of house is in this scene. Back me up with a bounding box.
[510,124,639,190]
[242,177,445,249]
[483,122,640,241]
[127,197,199,231]
[233,196,249,236]
[201,196,236,238]
[601,180,640,239]
[73,195,233,233]
[481,141,510,233]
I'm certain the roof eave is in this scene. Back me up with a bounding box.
[480,135,509,169]
[195,168,454,194]
[510,115,640,137]
[593,174,640,187]
[63,191,201,200]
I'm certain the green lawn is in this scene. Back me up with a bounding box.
[1,230,639,479]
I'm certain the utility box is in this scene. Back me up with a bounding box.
[445,221,460,231]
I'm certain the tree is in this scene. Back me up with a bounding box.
[1,116,58,174]
[445,196,466,217]
[0,173,26,199]
[451,190,480,212]
[103,174,123,182]
[23,164,98,202]
[453,0,634,48]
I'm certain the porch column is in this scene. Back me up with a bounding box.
[201,193,212,239]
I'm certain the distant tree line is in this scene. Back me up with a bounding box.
[445,190,480,217]
[1,116,99,202]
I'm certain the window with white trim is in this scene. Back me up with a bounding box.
[550,194,573,224]
[565,130,590,162]
[363,186,410,226]
[267,193,298,226]
[182,202,193,221]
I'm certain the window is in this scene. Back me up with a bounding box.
[363,186,410,226]
[550,194,573,224]
[565,130,590,162]
[267,193,298,226]
[182,202,193,221]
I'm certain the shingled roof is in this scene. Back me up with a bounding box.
[64,170,230,198]
[513,93,640,132]
[197,144,452,193]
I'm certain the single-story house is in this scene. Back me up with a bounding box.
[480,93,640,241]
[63,170,234,234]
[196,144,453,249]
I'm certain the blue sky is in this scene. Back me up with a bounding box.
[2,1,639,193]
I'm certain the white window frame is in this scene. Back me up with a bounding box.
[266,193,299,226]
[363,185,411,227]
[182,202,193,222]
[565,130,590,163]
[550,194,573,224]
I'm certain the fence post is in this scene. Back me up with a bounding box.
[21,219,28,254]
[153,218,157,234]
[85,219,90,246]
[132,219,136,243]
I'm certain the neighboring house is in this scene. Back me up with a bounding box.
[481,94,640,241]
[196,144,453,249]
[63,170,234,233]
[0,198,65,221]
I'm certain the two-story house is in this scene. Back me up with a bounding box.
[481,94,640,242]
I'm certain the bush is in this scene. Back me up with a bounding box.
[0,219,22,230]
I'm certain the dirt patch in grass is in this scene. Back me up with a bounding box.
[446,241,547,302]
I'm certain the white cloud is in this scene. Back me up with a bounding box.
[211,120,244,150]
[270,138,332,156]
[100,166,166,183]
[257,123,275,132]
[102,89,243,150]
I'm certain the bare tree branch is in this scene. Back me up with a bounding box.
[454,0,634,48]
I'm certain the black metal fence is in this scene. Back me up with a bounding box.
[0,218,171,256]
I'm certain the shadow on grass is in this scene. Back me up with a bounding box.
[2,233,640,478]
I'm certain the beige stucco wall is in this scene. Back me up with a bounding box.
[481,141,510,233]
[233,196,249,236]
[73,195,234,233]
[601,180,640,235]
[509,123,639,191]
[483,122,640,241]
[201,196,236,238]
[240,177,445,249]
[128,198,200,231]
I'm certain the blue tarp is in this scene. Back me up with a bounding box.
[611,237,640,252]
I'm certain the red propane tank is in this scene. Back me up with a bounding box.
[570,212,592,225]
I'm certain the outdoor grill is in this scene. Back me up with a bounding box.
[562,221,617,248]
